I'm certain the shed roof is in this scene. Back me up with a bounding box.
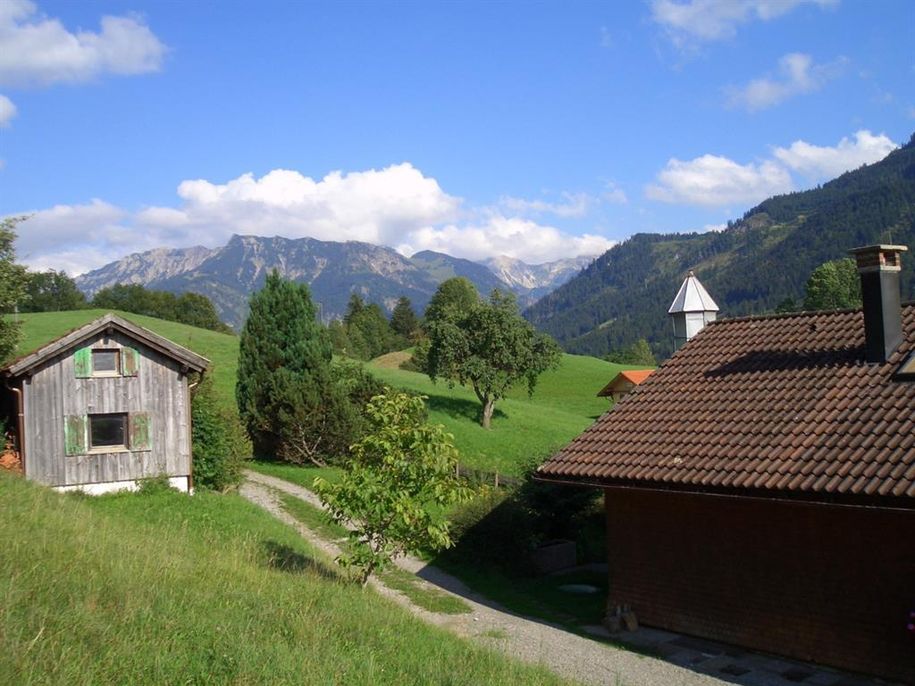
[668,271,719,314]
[1,313,210,377]
[596,369,654,397]
[538,304,915,506]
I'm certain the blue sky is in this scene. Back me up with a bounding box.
[1,0,913,274]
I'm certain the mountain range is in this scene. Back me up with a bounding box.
[75,236,592,329]
[526,132,915,358]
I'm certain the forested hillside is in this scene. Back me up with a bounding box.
[527,133,915,358]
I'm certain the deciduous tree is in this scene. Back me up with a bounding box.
[804,258,861,311]
[426,290,562,428]
[0,217,28,362]
[424,277,479,324]
[22,270,86,312]
[314,392,470,585]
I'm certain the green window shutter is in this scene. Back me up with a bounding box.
[129,413,151,451]
[73,347,92,378]
[121,347,140,376]
[64,415,88,455]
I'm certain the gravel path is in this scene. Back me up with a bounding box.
[242,470,728,686]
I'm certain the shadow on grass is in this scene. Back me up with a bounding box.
[261,540,342,581]
[425,394,507,423]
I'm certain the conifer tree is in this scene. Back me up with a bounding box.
[236,271,334,459]
[390,296,418,339]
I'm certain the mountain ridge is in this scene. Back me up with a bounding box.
[75,235,593,329]
[525,134,915,358]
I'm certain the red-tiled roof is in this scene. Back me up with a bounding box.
[539,305,915,505]
[619,369,654,385]
[596,369,654,397]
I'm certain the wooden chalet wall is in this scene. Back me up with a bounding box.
[22,329,192,487]
[604,487,915,683]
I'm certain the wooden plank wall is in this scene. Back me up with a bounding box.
[23,330,191,487]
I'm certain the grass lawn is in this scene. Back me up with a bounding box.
[0,473,571,685]
[11,309,240,412]
[368,352,642,476]
[276,492,471,616]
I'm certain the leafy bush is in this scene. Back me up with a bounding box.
[192,373,245,491]
[315,392,471,584]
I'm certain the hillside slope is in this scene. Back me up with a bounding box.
[368,353,637,476]
[0,474,567,685]
[526,133,915,358]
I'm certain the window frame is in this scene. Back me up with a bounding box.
[90,348,121,377]
[87,412,129,452]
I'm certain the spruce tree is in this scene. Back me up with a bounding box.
[390,296,419,338]
[236,271,333,459]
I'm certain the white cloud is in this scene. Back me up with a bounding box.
[646,129,898,208]
[727,53,847,111]
[603,181,628,204]
[399,213,614,265]
[499,191,595,218]
[0,93,15,126]
[13,163,611,274]
[773,130,897,180]
[651,0,837,46]
[646,154,793,206]
[0,0,166,87]
[12,199,131,273]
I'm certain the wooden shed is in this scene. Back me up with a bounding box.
[1,313,209,494]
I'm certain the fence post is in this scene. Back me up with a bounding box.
[495,471,500,488]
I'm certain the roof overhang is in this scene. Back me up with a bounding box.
[533,472,915,511]
[1,313,210,378]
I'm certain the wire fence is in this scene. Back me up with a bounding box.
[455,463,522,489]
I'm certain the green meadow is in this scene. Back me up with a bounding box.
[0,473,570,685]
[368,351,637,475]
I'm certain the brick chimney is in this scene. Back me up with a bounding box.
[849,244,908,363]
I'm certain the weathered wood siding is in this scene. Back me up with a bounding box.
[23,330,191,487]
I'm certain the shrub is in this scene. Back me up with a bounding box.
[192,373,245,491]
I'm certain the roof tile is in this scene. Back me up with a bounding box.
[538,305,915,502]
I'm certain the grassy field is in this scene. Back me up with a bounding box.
[0,473,571,685]
[368,351,639,475]
[277,492,471,615]
[11,309,240,411]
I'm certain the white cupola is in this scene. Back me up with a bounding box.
[668,271,719,349]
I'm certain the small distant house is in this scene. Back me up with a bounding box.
[537,245,915,683]
[1,313,209,494]
[596,369,653,402]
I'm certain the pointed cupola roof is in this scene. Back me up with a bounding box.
[668,271,719,314]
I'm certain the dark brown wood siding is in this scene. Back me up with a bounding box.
[23,330,191,487]
[604,487,915,683]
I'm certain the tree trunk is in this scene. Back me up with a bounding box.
[481,396,495,429]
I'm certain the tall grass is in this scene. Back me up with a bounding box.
[0,473,570,685]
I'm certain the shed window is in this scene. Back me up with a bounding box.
[89,413,128,450]
[92,349,119,375]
